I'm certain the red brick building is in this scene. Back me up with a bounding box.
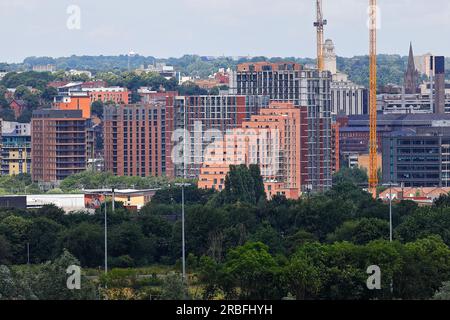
[31,109,88,184]
[198,102,308,199]
[9,99,28,119]
[103,103,168,177]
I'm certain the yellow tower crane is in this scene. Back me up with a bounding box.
[314,0,327,71]
[368,0,378,197]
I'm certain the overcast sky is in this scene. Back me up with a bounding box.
[0,0,449,63]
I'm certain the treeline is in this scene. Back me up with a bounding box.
[197,238,450,300]
[9,54,450,86]
[1,166,450,299]
[0,172,187,195]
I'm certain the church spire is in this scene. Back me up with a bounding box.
[404,42,418,94]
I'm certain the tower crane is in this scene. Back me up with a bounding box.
[368,0,378,197]
[314,0,327,71]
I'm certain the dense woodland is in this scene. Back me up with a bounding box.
[1,166,450,300]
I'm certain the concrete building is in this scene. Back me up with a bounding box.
[419,81,450,96]
[232,61,332,192]
[31,109,88,185]
[331,73,368,115]
[382,126,450,187]
[27,194,86,212]
[32,64,56,73]
[414,53,433,77]
[433,56,446,114]
[53,83,130,118]
[103,102,168,177]
[337,114,450,169]
[1,121,31,175]
[138,90,178,104]
[54,92,91,119]
[82,87,130,105]
[323,39,337,75]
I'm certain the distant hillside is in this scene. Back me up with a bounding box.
[5,54,450,88]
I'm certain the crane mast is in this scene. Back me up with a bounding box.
[314,0,327,71]
[368,0,378,197]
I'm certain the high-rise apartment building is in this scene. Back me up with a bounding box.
[103,102,168,177]
[1,121,31,175]
[198,102,307,199]
[31,109,88,184]
[231,61,332,191]
[166,94,270,178]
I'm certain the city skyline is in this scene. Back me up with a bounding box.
[0,0,449,63]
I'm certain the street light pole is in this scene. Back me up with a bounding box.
[112,187,115,213]
[382,182,398,242]
[104,196,108,277]
[389,182,393,242]
[181,182,186,281]
[175,182,192,281]
[382,181,398,296]
[176,104,189,282]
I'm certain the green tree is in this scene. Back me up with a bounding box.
[0,265,36,300]
[29,250,97,300]
[41,86,58,103]
[28,217,64,263]
[160,273,190,300]
[333,167,368,186]
[327,218,389,245]
[395,236,450,299]
[109,222,148,266]
[0,235,12,265]
[0,215,31,264]
[221,164,266,205]
[434,192,450,209]
[283,251,323,299]
[34,204,65,224]
[91,100,104,118]
[57,223,104,267]
[433,281,450,300]
[224,242,280,299]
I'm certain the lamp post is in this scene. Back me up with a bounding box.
[175,182,191,281]
[104,192,108,277]
[112,187,115,213]
[382,181,399,296]
[174,99,191,282]
[382,182,398,242]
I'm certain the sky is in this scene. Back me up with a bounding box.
[0,0,449,63]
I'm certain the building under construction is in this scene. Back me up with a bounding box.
[233,62,333,192]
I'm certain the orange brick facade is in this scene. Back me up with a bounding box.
[198,102,307,199]
[31,110,88,183]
